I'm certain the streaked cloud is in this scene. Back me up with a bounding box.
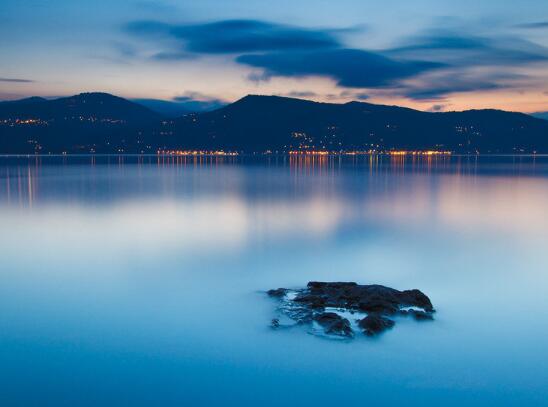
[0,77,34,83]
[428,104,446,112]
[393,70,526,101]
[388,30,548,66]
[284,91,318,98]
[401,80,503,101]
[383,29,548,101]
[516,21,548,29]
[151,51,197,61]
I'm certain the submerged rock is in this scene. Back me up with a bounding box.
[401,309,435,321]
[267,281,435,339]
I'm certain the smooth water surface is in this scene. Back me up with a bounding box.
[1,155,547,406]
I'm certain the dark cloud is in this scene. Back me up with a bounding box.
[404,83,501,101]
[126,18,547,100]
[126,20,171,36]
[384,29,548,100]
[396,72,520,101]
[246,71,270,83]
[127,19,340,54]
[151,51,196,61]
[171,91,226,111]
[339,90,370,100]
[389,31,548,66]
[393,35,486,51]
[354,92,370,100]
[516,21,548,29]
[428,104,447,112]
[172,95,197,102]
[0,77,34,83]
[238,49,442,88]
[285,91,318,98]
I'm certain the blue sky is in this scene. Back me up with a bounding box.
[1,0,547,112]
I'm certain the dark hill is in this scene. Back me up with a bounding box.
[0,96,48,105]
[0,92,161,123]
[1,93,547,154]
[152,95,548,153]
[0,93,162,153]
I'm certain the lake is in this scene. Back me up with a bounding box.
[1,154,547,406]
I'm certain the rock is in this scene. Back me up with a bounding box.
[358,315,395,336]
[400,289,434,313]
[296,282,434,315]
[358,298,399,315]
[267,281,435,339]
[293,294,326,309]
[267,288,288,298]
[313,312,353,337]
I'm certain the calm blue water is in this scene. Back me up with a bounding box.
[1,155,547,406]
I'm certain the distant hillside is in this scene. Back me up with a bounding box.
[0,93,161,153]
[152,95,548,154]
[0,96,48,105]
[1,93,547,154]
[0,93,161,123]
[133,98,225,117]
[532,112,548,121]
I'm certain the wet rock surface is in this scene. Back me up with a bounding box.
[359,315,395,336]
[313,312,353,337]
[267,282,435,338]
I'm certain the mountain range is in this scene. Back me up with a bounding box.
[131,98,225,117]
[532,112,548,121]
[1,92,547,154]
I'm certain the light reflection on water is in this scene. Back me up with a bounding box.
[0,155,547,406]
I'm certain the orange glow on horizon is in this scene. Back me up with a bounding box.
[157,150,239,156]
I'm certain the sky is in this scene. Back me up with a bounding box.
[1,0,548,112]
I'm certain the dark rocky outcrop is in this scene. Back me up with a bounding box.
[300,281,434,313]
[267,281,435,339]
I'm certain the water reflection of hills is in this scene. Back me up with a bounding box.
[1,155,548,207]
[1,156,547,244]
